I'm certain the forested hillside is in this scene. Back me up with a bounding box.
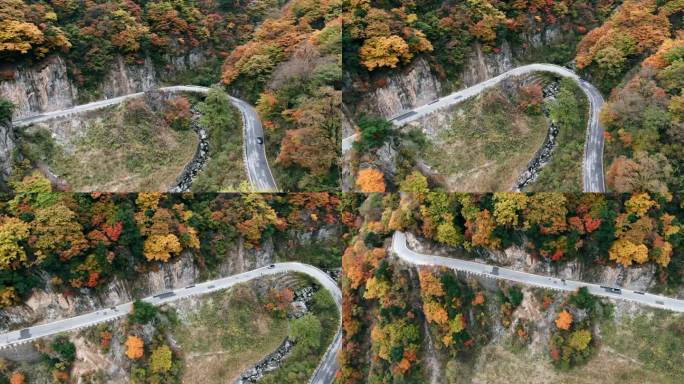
[0,0,343,192]
[0,0,277,90]
[221,0,342,191]
[343,0,683,195]
[576,0,684,193]
[0,173,357,309]
[344,0,616,80]
[339,192,684,384]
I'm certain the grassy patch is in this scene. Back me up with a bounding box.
[465,305,682,384]
[422,81,548,191]
[20,100,197,192]
[525,77,588,192]
[471,343,673,384]
[600,309,684,381]
[171,274,339,384]
[171,283,288,383]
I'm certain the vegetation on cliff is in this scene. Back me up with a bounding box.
[0,183,357,309]
[0,0,278,91]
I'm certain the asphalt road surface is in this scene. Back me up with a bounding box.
[0,262,341,383]
[342,63,606,192]
[12,85,278,192]
[392,231,684,313]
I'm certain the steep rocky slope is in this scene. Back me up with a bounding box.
[0,243,256,336]
[0,52,207,120]
[0,118,15,184]
[346,26,566,122]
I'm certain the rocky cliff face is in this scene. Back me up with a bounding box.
[0,223,340,334]
[95,51,207,99]
[0,56,78,120]
[460,41,515,87]
[354,57,442,119]
[99,56,157,100]
[351,25,566,122]
[406,232,666,295]
[460,26,564,87]
[0,51,208,120]
[491,245,662,293]
[0,119,15,183]
[0,51,207,184]
[0,237,271,333]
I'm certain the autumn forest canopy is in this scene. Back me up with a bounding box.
[0,0,280,89]
[3,0,684,383]
[344,0,619,78]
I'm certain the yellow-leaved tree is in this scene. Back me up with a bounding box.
[150,345,173,373]
[609,238,649,267]
[0,217,30,270]
[359,35,411,70]
[143,234,182,262]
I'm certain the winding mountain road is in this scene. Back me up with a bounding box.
[11,85,278,192]
[392,231,684,313]
[0,262,341,384]
[344,63,606,192]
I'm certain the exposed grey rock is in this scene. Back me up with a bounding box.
[0,119,15,183]
[598,264,657,292]
[0,56,78,120]
[0,236,269,333]
[355,57,442,119]
[461,41,515,87]
[170,105,209,192]
[141,250,199,293]
[236,338,295,383]
[460,25,565,88]
[514,81,561,190]
[101,56,157,99]
[0,51,208,120]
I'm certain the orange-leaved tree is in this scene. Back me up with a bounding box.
[125,335,144,359]
[9,372,25,384]
[356,168,385,193]
[555,310,573,330]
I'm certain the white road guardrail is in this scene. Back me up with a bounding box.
[392,231,684,313]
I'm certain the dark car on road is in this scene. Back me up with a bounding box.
[601,285,622,294]
[256,137,264,144]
